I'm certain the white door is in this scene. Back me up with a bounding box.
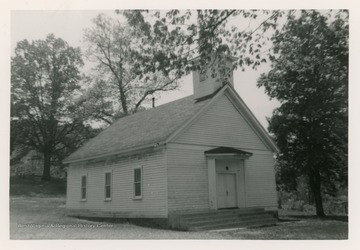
[217,173,237,208]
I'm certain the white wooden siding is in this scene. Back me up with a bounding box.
[166,144,277,211]
[167,92,277,211]
[166,145,210,212]
[245,150,278,207]
[174,94,268,150]
[193,61,234,99]
[193,71,220,99]
[66,149,168,218]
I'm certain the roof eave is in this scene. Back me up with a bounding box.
[63,141,166,165]
[204,153,252,159]
[224,85,280,153]
[165,84,279,153]
[205,153,252,159]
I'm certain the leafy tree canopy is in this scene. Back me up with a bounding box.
[118,10,286,77]
[257,10,348,216]
[11,34,96,180]
[81,10,303,125]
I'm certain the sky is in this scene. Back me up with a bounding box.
[11,10,280,129]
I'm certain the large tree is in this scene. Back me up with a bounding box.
[11,34,88,181]
[257,10,348,217]
[78,10,293,125]
[82,14,180,124]
[120,10,285,80]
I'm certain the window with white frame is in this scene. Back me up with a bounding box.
[81,175,87,201]
[104,171,112,200]
[134,167,142,199]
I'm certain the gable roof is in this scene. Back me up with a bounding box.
[64,95,211,163]
[64,84,279,164]
[223,85,279,153]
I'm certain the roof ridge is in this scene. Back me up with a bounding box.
[111,94,194,125]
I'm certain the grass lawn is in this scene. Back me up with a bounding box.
[223,211,348,240]
[9,177,348,240]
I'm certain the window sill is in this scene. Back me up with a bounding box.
[81,199,87,202]
[133,196,143,200]
[104,198,112,202]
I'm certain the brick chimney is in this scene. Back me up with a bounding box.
[192,56,235,100]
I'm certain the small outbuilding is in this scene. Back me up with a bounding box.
[64,63,279,230]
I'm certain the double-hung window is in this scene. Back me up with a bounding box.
[104,171,112,200]
[133,167,142,199]
[81,175,87,201]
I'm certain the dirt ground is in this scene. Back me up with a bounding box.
[9,195,348,240]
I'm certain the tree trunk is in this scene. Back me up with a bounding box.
[42,151,52,181]
[119,88,128,115]
[308,187,314,205]
[118,63,128,115]
[309,169,325,217]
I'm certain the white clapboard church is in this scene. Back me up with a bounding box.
[64,59,279,230]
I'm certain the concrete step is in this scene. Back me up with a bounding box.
[180,208,265,220]
[169,208,277,231]
[183,210,269,221]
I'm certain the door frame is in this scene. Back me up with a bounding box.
[207,155,249,210]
